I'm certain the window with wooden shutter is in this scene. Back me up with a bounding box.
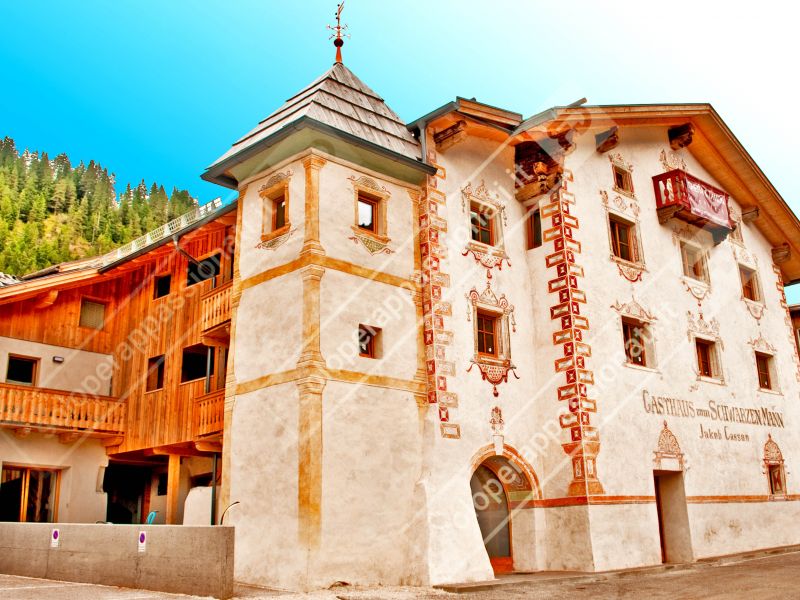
[608,215,639,264]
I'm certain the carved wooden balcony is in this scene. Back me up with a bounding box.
[193,388,224,440]
[0,383,125,438]
[200,280,232,345]
[652,169,734,243]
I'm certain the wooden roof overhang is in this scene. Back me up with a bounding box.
[511,104,800,283]
[0,204,238,306]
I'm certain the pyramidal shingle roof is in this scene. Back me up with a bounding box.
[209,62,421,168]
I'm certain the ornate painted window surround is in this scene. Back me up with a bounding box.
[466,282,518,396]
[348,175,393,255]
[763,434,787,499]
[461,180,509,278]
[259,172,292,243]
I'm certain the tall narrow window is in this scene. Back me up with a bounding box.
[740,265,760,301]
[476,311,498,356]
[6,355,38,386]
[154,274,171,299]
[357,193,378,233]
[681,242,708,283]
[755,352,773,390]
[146,355,165,392]
[609,215,637,263]
[358,324,380,359]
[272,195,287,230]
[696,339,715,378]
[612,164,634,195]
[470,202,495,246]
[79,299,106,330]
[768,464,785,495]
[622,318,649,367]
[527,208,542,250]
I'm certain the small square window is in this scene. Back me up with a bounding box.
[681,242,708,283]
[696,339,718,378]
[755,352,773,390]
[358,324,381,359]
[272,195,287,231]
[187,254,221,287]
[768,464,785,495]
[622,318,650,367]
[476,311,499,357]
[154,274,171,299]
[146,355,165,392]
[79,299,106,330]
[6,355,38,386]
[609,215,638,263]
[612,165,634,195]
[181,344,213,383]
[527,208,542,250]
[357,193,379,233]
[740,265,760,302]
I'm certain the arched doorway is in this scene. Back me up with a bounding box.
[470,464,512,572]
[470,452,537,574]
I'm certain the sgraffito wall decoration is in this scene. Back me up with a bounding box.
[461,179,510,279]
[419,148,460,439]
[772,264,800,383]
[543,168,604,496]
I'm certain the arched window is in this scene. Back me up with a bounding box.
[763,435,787,497]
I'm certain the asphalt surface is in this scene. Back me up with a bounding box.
[2,551,800,599]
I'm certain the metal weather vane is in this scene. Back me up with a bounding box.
[327,2,349,63]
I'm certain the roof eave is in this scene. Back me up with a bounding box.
[203,115,436,188]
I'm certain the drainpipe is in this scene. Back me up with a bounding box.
[210,452,218,525]
[204,347,213,394]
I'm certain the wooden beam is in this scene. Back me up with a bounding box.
[166,454,181,525]
[195,441,222,453]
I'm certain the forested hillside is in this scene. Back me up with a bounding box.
[0,136,198,277]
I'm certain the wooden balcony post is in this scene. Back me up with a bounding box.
[166,454,182,524]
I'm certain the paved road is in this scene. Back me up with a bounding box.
[2,551,799,600]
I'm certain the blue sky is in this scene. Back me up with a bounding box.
[2,1,799,292]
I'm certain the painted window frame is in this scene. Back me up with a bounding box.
[469,200,503,249]
[621,317,653,368]
[693,336,723,382]
[352,183,390,242]
[607,213,642,265]
[755,351,777,391]
[260,178,291,242]
[680,241,710,284]
[739,264,762,303]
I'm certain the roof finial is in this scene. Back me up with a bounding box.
[327,2,349,63]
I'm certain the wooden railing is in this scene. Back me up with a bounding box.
[200,280,232,333]
[0,382,125,435]
[193,389,224,439]
[652,169,733,232]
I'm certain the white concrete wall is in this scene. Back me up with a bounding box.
[0,431,108,523]
[0,336,113,395]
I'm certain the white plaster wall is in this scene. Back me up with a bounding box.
[319,270,417,381]
[234,273,303,384]
[313,381,424,587]
[0,431,108,523]
[588,504,663,571]
[0,336,113,395]
[318,160,416,281]
[228,383,304,590]
[688,500,800,557]
[237,158,306,282]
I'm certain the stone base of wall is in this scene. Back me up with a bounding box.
[0,523,234,599]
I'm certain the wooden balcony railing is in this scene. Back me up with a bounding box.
[653,169,734,242]
[0,382,125,436]
[200,280,232,334]
[193,388,224,439]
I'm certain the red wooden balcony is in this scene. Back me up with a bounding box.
[652,169,734,242]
